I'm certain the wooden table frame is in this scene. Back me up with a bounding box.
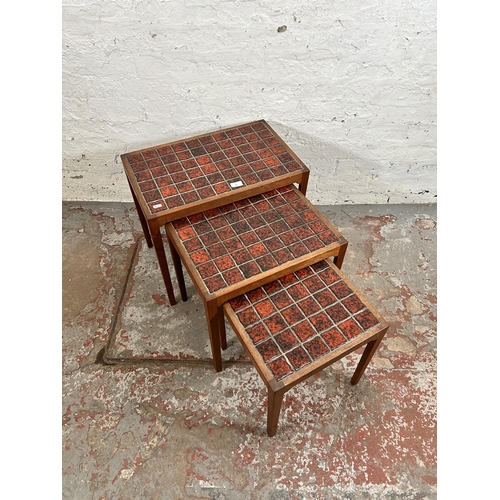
[165,186,348,372]
[121,120,310,306]
[223,259,389,436]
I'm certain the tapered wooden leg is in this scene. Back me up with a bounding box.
[298,171,310,195]
[150,222,177,306]
[128,179,153,248]
[333,241,348,270]
[204,300,223,372]
[267,388,286,437]
[219,308,227,351]
[350,327,389,385]
[166,232,188,302]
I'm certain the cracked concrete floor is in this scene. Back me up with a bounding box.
[62,201,436,499]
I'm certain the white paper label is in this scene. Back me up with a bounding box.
[152,203,163,209]
[230,180,244,188]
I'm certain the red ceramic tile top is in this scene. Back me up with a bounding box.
[227,260,380,382]
[170,186,341,294]
[124,121,305,215]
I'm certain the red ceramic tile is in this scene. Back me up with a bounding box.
[272,291,293,309]
[262,280,281,295]
[281,305,306,325]
[267,357,293,381]
[264,314,288,335]
[290,242,309,258]
[166,195,183,208]
[292,320,317,342]
[314,289,337,308]
[240,261,261,279]
[225,260,382,383]
[143,189,161,203]
[273,249,293,265]
[343,295,365,314]
[321,328,346,350]
[197,262,218,279]
[279,273,298,287]
[200,232,219,247]
[207,243,227,259]
[297,297,321,316]
[229,295,249,311]
[232,249,252,265]
[204,275,226,293]
[338,318,363,339]
[325,303,349,323]
[148,201,167,213]
[303,276,324,293]
[248,243,267,258]
[355,309,379,330]
[279,231,299,246]
[255,254,278,271]
[223,268,245,285]
[182,191,200,204]
[275,330,300,352]
[288,347,311,371]
[254,299,277,318]
[237,308,260,327]
[318,267,341,286]
[256,339,281,362]
[295,267,314,280]
[247,323,269,344]
[139,179,156,192]
[246,288,266,303]
[304,236,324,252]
[304,336,330,360]
[332,281,353,300]
[214,255,235,272]
[288,283,309,301]
[190,250,210,265]
[183,237,203,253]
[309,312,334,333]
[161,185,178,198]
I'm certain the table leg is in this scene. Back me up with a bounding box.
[204,300,223,372]
[219,308,227,351]
[166,231,188,302]
[128,179,153,248]
[298,171,310,195]
[267,387,286,437]
[333,241,348,270]
[149,220,177,306]
[350,326,389,385]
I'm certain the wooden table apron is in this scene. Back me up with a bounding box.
[121,120,310,306]
[165,187,348,372]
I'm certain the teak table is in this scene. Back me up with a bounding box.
[223,259,389,436]
[121,120,310,306]
[165,185,348,372]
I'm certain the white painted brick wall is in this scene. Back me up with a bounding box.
[62,0,436,204]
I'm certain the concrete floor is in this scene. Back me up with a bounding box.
[62,200,437,500]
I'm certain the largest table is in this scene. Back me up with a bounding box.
[121,120,310,305]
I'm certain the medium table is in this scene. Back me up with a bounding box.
[121,120,310,305]
[165,185,348,372]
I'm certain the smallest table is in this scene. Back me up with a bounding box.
[223,259,389,436]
